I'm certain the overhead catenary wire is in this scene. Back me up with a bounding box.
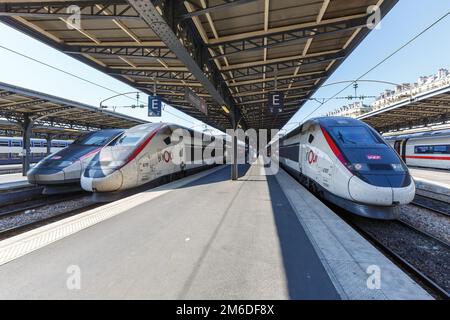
[0,44,198,126]
[285,10,450,129]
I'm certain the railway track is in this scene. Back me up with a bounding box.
[0,193,85,219]
[280,165,450,299]
[0,200,100,241]
[344,216,450,300]
[411,194,450,218]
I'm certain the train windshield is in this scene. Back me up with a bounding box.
[329,126,383,146]
[73,131,120,146]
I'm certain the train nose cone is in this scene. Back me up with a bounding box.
[348,176,393,206]
[81,176,94,192]
[28,169,65,184]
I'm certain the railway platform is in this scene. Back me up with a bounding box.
[0,164,25,175]
[410,167,450,203]
[0,172,29,190]
[0,161,431,299]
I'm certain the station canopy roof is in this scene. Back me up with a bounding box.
[0,119,88,139]
[359,84,450,132]
[0,81,147,135]
[0,0,397,130]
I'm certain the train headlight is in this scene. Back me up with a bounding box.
[350,163,368,171]
[391,163,404,171]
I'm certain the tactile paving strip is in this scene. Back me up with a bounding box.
[0,166,225,266]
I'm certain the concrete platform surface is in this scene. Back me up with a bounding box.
[0,164,340,300]
[410,167,450,189]
[410,167,450,203]
[0,173,29,190]
[0,162,432,300]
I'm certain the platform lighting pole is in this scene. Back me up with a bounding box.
[21,114,32,176]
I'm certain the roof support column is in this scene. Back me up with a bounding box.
[45,134,54,155]
[231,108,238,181]
[20,114,32,176]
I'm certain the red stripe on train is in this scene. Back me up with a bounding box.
[405,155,450,160]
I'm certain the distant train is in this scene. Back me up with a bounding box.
[0,137,71,165]
[384,129,450,170]
[27,129,124,194]
[81,123,227,193]
[272,117,415,220]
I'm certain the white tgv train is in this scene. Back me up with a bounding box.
[81,123,228,193]
[384,129,450,170]
[273,117,415,220]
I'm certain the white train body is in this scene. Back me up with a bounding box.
[385,130,450,170]
[275,117,415,220]
[81,123,225,193]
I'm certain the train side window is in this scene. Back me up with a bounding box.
[415,145,450,154]
[0,140,9,146]
[308,134,314,144]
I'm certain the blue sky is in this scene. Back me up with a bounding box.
[0,0,449,134]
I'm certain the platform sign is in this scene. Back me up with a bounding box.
[268,91,284,114]
[148,95,162,117]
[185,88,208,115]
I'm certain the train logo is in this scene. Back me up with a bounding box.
[158,150,173,163]
[307,150,318,164]
[163,150,172,163]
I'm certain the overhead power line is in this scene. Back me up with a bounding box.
[287,10,450,128]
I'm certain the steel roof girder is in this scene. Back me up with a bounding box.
[65,45,178,61]
[208,16,368,60]
[109,69,196,81]
[0,1,141,20]
[128,0,247,129]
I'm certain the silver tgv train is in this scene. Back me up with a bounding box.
[27,129,124,194]
[81,123,225,193]
[273,117,415,220]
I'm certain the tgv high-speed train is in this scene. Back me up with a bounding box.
[27,129,123,194]
[274,117,415,220]
[384,129,450,170]
[81,123,225,193]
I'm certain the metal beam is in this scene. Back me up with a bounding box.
[180,0,258,20]
[64,45,179,62]
[0,1,141,20]
[127,0,246,129]
[208,15,369,59]
[108,69,196,81]
[225,52,345,82]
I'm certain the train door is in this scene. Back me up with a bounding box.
[401,139,408,163]
[394,140,401,155]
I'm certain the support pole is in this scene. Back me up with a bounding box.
[46,134,53,155]
[231,108,238,181]
[21,114,32,176]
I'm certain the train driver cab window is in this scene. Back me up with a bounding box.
[308,134,314,144]
[74,132,114,146]
[331,126,383,145]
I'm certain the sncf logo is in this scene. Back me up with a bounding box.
[158,150,173,163]
[307,150,318,164]
[163,150,172,163]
